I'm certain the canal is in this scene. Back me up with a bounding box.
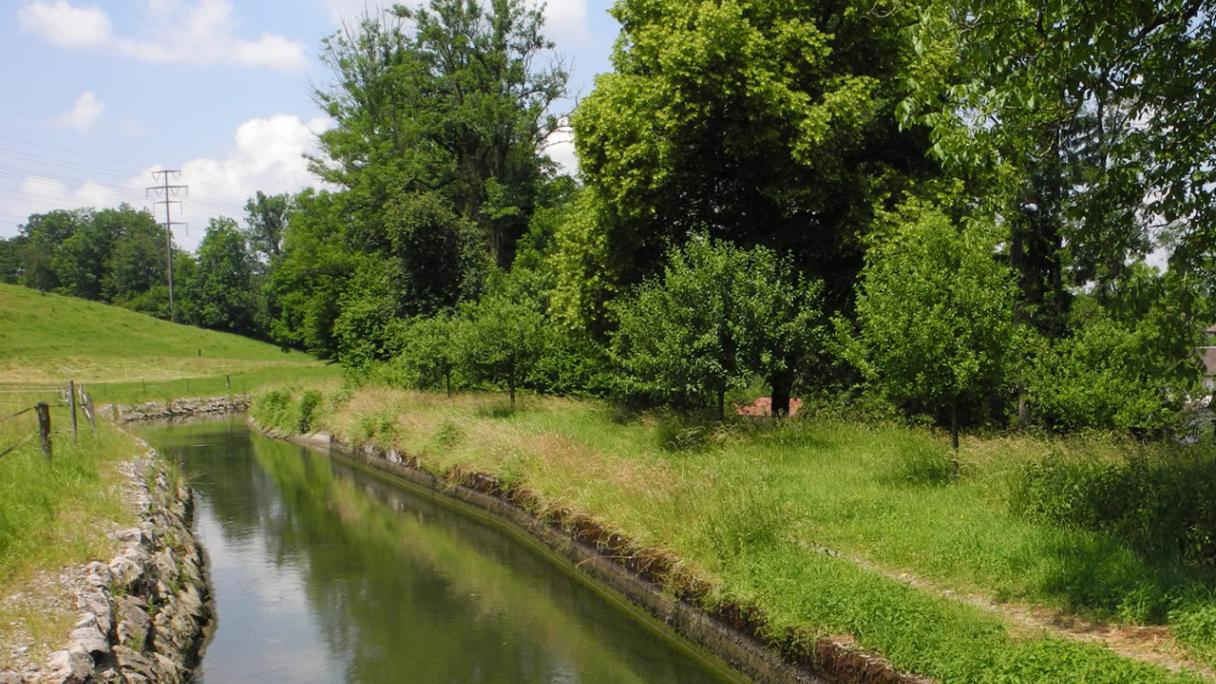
[142,417,741,683]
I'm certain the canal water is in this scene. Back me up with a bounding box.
[141,417,739,684]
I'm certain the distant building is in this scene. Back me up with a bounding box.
[1203,325,1216,389]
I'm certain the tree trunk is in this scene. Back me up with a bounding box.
[769,370,793,417]
[950,398,960,479]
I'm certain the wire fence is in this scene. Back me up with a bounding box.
[0,401,50,460]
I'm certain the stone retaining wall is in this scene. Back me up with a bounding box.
[113,396,250,424]
[2,450,213,684]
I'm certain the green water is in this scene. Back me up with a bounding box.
[143,417,741,683]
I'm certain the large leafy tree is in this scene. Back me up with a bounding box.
[267,190,358,357]
[905,0,1216,329]
[16,209,90,292]
[574,0,935,311]
[243,191,293,263]
[313,0,567,267]
[189,218,259,335]
[102,210,169,304]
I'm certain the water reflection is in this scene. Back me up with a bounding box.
[143,418,738,684]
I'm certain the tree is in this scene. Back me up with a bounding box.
[52,214,111,300]
[455,288,544,408]
[0,236,26,283]
[333,256,405,367]
[611,236,752,419]
[313,0,567,267]
[267,190,359,358]
[574,0,934,312]
[392,313,461,395]
[905,0,1216,324]
[17,209,90,292]
[854,205,1018,467]
[738,253,826,416]
[384,190,486,316]
[1026,266,1206,433]
[243,191,293,262]
[99,206,166,303]
[189,218,259,335]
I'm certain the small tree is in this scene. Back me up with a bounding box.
[855,207,1018,471]
[455,290,544,408]
[612,236,750,419]
[394,313,460,396]
[738,251,826,416]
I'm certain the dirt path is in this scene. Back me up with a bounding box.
[795,538,1216,680]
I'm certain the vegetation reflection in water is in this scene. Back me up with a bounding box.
[143,417,739,684]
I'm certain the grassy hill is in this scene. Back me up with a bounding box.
[0,283,333,400]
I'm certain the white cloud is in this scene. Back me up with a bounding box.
[17,0,308,71]
[544,0,590,47]
[54,91,105,132]
[17,0,111,48]
[543,124,578,176]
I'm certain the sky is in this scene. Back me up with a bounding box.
[0,0,618,251]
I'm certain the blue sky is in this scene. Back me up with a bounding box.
[0,0,618,250]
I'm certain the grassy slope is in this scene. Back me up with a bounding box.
[0,285,332,666]
[256,385,1216,683]
[0,283,331,395]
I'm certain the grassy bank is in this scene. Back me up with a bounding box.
[0,284,334,668]
[254,384,1216,682]
[0,393,142,667]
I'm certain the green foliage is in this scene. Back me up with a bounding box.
[549,190,617,336]
[389,313,460,394]
[613,236,827,417]
[1026,267,1206,433]
[1013,448,1216,568]
[853,205,1018,442]
[251,388,327,434]
[186,217,259,336]
[333,256,405,368]
[905,0,1216,323]
[384,190,486,315]
[611,236,751,416]
[267,190,359,358]
[454,288,544,406]
[574,0,933,307]
[243,191,293,262]
[313,0,567,268]
[1172,604,1216,663]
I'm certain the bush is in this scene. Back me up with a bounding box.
[1013,449,1216,566]
[252,388,326,434]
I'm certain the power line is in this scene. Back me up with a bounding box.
[147,170,188,322]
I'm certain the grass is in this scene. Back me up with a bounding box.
[253,385,1216,682]
[0,393,141,667]
[0,283,330,387]
[0,284,335,667]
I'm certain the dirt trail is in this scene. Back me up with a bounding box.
[796,538,1216,680]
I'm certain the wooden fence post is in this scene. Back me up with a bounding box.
[35,403,51,460]
[67,380,78,444]
[80,386,97,433]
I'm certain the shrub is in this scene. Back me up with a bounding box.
[1013,449,1216,566]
